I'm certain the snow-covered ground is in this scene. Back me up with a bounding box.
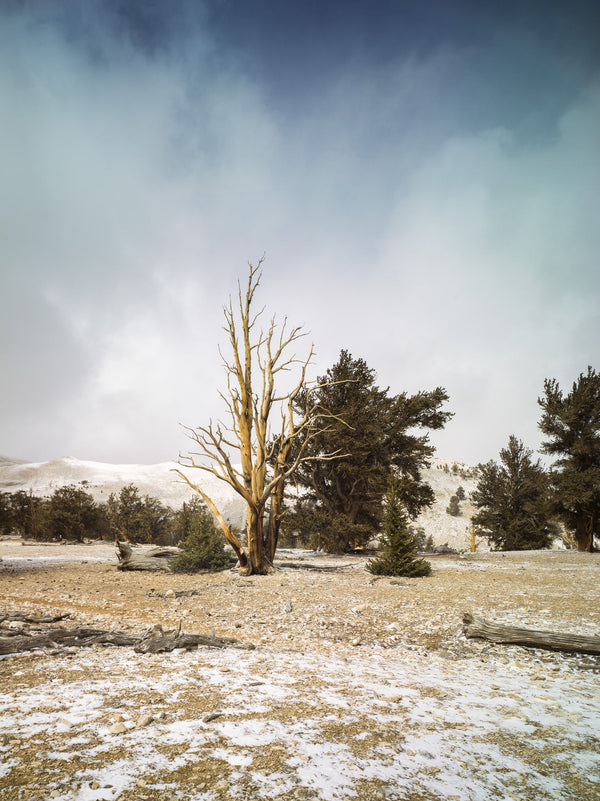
[2,631,599,800]
[1,544,600,800]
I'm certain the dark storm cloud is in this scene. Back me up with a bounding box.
[1,0,599,464]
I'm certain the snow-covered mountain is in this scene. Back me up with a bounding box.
[0,455,479,550]
[0,456,247,529]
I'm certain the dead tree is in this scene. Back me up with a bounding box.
[176,259,340,575]
[463,612,600,656]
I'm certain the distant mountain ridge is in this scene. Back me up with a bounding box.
[0,455,478,550]
[0,455,28,465]
[0,455,247,529]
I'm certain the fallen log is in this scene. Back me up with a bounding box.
[463,612,600,656]
[0,612,70,624]
[276,561,356,572]
[0,616,255,656]
[134,623,253,654]
[115,539,180,571]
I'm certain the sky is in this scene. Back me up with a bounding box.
[1,0,600,467]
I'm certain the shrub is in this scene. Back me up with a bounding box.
[170,500,231,573]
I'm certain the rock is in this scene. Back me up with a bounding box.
[165,589,175,598]
[203,712,223,723]
[90,782,100,789]
[109,722,127,735]
[136,713,154,728]
[283,600,293,614]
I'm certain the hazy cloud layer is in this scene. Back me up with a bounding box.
[1,1,599,465]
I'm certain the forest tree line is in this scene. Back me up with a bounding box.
[1,360,599,559]
[0,484,209,547]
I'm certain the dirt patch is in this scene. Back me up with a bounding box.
[1,542,600,800]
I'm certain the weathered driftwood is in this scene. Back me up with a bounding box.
[0,626,137,655]
[276,561,355,572]
[0,612,70,624]
[463,612,600,656]
[134,623,253,654]
[115,539,180,571]
[0,615,255,656]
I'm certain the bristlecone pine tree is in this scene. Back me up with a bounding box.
[367,473,432,577]
[176,259,337,575]
[538,366,600,552]
[471,435,556,551]
[287,350,452,553]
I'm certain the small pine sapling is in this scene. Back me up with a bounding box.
[367,473,431,577]
[170,502,232,573]
[446,495,461,516]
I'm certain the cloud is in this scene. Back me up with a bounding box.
[1,3,599,466]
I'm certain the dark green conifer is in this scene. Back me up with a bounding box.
[538,366,600,551]
[367,473,431,577]
[287,350,452,553]
[170,499,231,573]
[471,435,556,551]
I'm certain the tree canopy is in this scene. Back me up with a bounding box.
[538,366,600,551]
[286,350,452,552]
[471,435,557,551]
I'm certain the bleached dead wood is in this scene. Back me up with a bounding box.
[0,612,70,624]
[134,623,253,654]
[277,561,355,572]
[463,612,600,656]
[115,539,180,571]
[0,615,255,656]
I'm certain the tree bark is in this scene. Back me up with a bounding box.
[575,514,595,552]
[244,506,273,575]
[463,612,600,655]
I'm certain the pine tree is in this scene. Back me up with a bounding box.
[287,350,452,552]
[48,485,98,542]
[538,366,600,551]
[170,499,231,573]
[471,435,556,551]
[446,495,461,516]
[367,473,431,577]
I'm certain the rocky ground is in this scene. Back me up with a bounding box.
[1,540,599,801]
